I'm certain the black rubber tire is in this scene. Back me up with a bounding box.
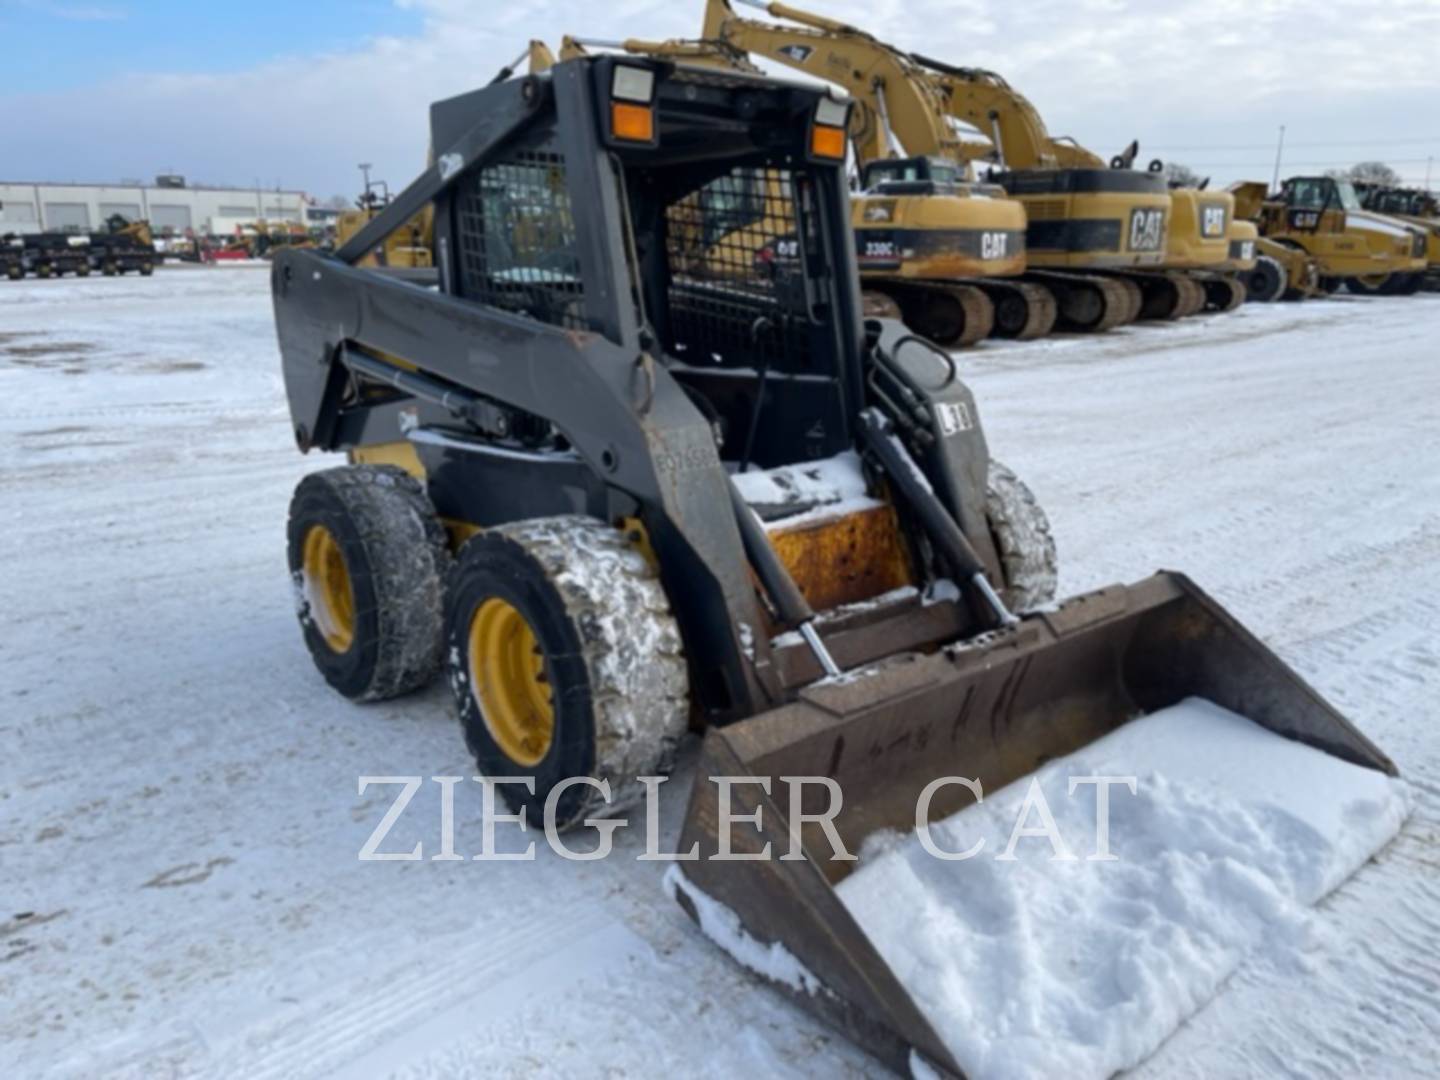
[37,263,53,279]
[446,516,689,831]
[139,261,154,277]
[1345,275,1387,296]
[986,461,1058,612]
[1319,276,1342,294]
[1382,272,1422,296]
[4,264,20,281]
[286,465,449,702]
[1246,256,1287,303]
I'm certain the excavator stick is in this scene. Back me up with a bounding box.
[673,571,1396,1077]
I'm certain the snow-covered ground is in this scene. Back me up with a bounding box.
[2,267,1438,1079]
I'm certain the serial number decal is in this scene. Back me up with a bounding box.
[935,400,974,437]
[1128,208,1166,252]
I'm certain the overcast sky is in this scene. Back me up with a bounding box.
[3,0,1438,199]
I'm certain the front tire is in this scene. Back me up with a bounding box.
[986,461,1058,612]
[446,516,689,831]
[286,465,449,701]
[1246,256,1287,303]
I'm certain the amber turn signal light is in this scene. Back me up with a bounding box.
[612,102,655,143]
[811,124,846,160]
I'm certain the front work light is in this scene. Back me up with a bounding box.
[612,65,656,104]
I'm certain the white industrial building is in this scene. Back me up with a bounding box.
[0,177,311,235]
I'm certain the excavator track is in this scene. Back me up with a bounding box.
[867,281,996,348]
[1023,270,1135,333]
[973,278,1059,340]
[1110,277,1144,325]
[1175,275,1210,317]
[1201,274,1247,313]
[1119,272,1186,321]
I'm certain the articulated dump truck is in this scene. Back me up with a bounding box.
[268,55,1398,1078]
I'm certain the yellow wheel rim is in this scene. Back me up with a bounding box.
[1355,273,1389,289]
[468,598,555,767]
[301,524,355,653]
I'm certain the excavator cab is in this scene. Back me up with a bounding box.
[860,156,964,193]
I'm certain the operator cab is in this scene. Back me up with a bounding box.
[861,156,963,195]
[429,56,868,471]
[1282,177,1363,213]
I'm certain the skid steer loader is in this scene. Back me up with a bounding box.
[270,55,1396,1077]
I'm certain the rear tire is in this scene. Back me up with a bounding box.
[446,516,689,831]
[286,465,449,701]
[1345,274,1388,295]
[986,461,1058,612]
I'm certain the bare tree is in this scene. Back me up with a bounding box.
[1162,162,1204,189]
[325,194,352,210]
[1326,162,1402,187]
[1347,161,1402,186]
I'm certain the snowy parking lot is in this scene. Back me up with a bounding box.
[3,266,1438,1079]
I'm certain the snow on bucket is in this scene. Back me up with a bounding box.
[671,572,1404,1078]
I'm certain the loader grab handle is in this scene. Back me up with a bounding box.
[728,479,843,678]
[857,408,1017,628]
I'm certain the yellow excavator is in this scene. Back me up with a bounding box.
[553,34,1051,344]
[1230,177,1428,298]
[705,0,1252,321]
[335,180,434,270]
[921,55,1252,315]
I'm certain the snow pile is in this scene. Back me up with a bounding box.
[837,698,1409,1080]
[664,866,827,998]
[731,450,880,526]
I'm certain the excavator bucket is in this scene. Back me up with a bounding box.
[671,571,1396,1078]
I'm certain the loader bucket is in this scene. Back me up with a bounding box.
[671,571,1396,1078]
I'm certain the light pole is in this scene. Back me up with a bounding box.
[1270,125,1286,192]
[358,162,373,199]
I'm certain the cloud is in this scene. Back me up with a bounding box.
[1,0,1437,195]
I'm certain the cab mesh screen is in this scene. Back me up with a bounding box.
[661,167,815,370]
[454,150,586,330]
